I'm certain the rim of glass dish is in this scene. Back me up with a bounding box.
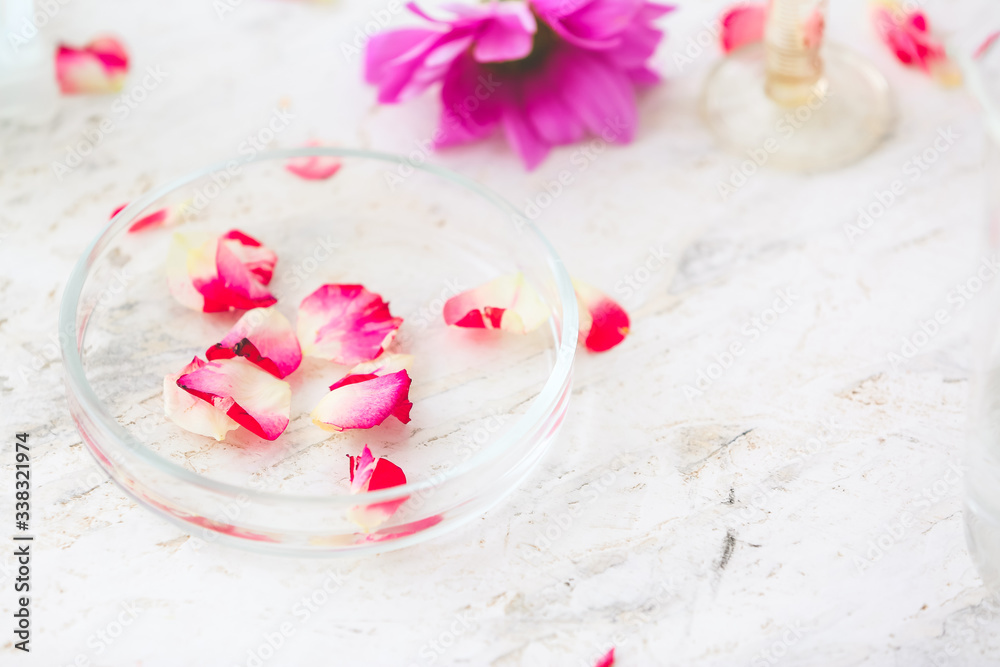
[60,147,579,507]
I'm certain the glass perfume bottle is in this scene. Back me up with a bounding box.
[702,0,893,171]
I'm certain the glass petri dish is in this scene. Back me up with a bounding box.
[60,148,578,556]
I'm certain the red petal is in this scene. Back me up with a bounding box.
[168,231,278,313]
[346,446,409,532]
[595,647,615,667]
[298,284,403,365]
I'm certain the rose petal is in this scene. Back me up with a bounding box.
[347,445,409,531]
[871,1,958,85]
[443,273,549,334]
[574,279,630,352]
[311,370,413,432]
[177,358,291,441]
[297,284,403,365]
[206,307,302,379]
[164,357,240,440]
[111,203,178,234]
[329,353,414,391]
[167,230,277,313]
[595,647,615,667]
[286,141,343,180]
[720,4,766,53]
[361,514,443,542]
[56,36,129,94]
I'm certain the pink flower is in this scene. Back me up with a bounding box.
[871,1,959,85]
[56,37,129,94]
[365,0,674,169]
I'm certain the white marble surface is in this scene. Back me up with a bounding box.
[3,0,1000,664]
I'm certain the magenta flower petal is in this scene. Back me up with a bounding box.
[206,307,302,379]
[574,279,630,353]
[111,203,177,234]
[164,357,240,440]
[311,370,413,432]
[871,2,958,84]
[56,36,129,94]
[286,141,343,181]
[177,358,291,441]
[594,647,615,667]
[298,284,403,365]
[471,4,537,62]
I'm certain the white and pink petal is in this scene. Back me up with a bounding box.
[206,307,302,379]
[443,273,549,334]
[297,284,403,365]
[347,445,408,532]
[177,358,291,441]
[311,370,413,432]
[56,36,129,94]
[163,357,239,440]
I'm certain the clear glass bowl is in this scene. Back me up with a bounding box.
[60,148,577,556]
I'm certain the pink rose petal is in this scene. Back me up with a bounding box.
[286,141,343,180]
[595,647,615,667]
[206,307,302,379]
[56,36,129,94]
[163,357,239,440]
[167,230,278,313]
[111,202,179,234]
[443,273,549,334]
[297,284,403,365]
[347,445,408,531]
[361,514,444,543]
[574,279,630,353]
[871,1,959,85]
[329,353,414,391]
[177,358,291,441]
[311,370,413,432]
[720,4,766,53]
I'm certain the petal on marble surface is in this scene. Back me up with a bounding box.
[177,358,291,441]
[312,370,413,432]
[112,202,174,234]
[56,36,129,94]
[443,273,549,334]
[574,279,630,352]
[163,357,240,441]
[297,284,403,365]
[206,307,302,378]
